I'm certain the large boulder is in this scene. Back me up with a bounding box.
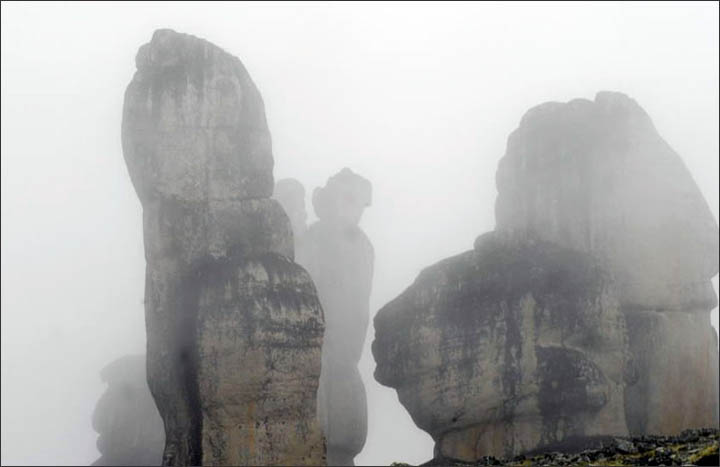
[495,91,719,434]
[373,232,630,461]
[91,355,165,466]
[297,168,374,466]
[122,29,325,466]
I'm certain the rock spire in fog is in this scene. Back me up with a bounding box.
[122,29,325,466]
[297,168,374,466]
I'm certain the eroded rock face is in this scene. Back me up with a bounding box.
[373,232,630,461]
[91,355,164,466]
[495,92,719,434]
[297,168,373,466]
[194,254,325,466]
[122,29,325,466]
[495,91,718,310]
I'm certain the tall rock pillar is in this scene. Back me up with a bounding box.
[122,29,326,466]
[297,168,374,466]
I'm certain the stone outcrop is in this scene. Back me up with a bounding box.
[91,355,164,466]
[273,178,308,250]
[494,91,719,434]
[373,232,630,461]
[421,428,720,466]
[372,91,718,462]
[297,168,374,466]
[122,29,325,466]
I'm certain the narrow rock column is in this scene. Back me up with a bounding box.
[122,29,325,465]
[494,91,720,434]
[297,168,374,466]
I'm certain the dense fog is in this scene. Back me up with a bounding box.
[1,2,718,465]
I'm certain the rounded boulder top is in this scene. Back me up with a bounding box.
[122,29,273,203]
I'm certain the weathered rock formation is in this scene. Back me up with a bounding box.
[422,428,720,466]
[494,91,719,435]
[297,168,374,466]
[91,355,164,466]
[274,178,308,250]
[122,29,325,466]
[372,91,718,462]
[373,232,630,461]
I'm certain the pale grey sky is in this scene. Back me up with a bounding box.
[1,2,718,465]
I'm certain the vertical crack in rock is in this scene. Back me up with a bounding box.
[122,29,325,466]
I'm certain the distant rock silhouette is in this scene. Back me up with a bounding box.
[298,168,374,466]
[91,355,164,466]
[122,29,325,466]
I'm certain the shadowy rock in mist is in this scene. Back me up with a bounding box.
[296,168,374,466]
[122,29,325,466]
[91,355,164,466]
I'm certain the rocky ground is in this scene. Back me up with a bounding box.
[390,429,719,466]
